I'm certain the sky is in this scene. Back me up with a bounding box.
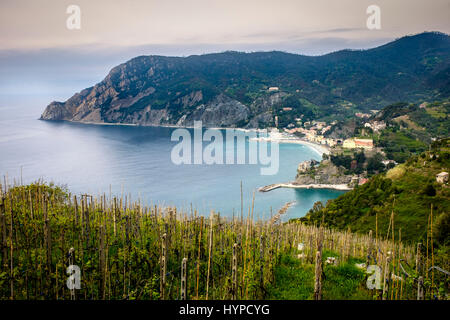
[0,0,449,101]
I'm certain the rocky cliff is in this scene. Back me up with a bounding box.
[40,54,285,128]
[41,32,450,128]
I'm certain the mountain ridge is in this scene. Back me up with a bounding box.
[41,32,450,128]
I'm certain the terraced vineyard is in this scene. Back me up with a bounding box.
[0,182,445,300]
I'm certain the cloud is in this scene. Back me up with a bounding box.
[1,0,449,50]
[0,0,448,98]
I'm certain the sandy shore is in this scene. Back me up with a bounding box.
[293,139,330,156]
[251,137,330,156]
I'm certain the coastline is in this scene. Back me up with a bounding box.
[285,183,352,191]
[250,136,330,156]
[39,118,261,131]
[293,139,330,156]
[40,119,329,155]
[259,182,352,192]
[36,118,344,218]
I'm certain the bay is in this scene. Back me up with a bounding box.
[0,95,345,220]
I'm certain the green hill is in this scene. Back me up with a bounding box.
[374,99,449,162]
[300,139,450,245]
[41,32,450,127]
[327,99,450,163]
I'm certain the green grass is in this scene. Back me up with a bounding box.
[266,254,315,299]
[377,129,427,163]
[266,253,373,300]
[322,262,371,299]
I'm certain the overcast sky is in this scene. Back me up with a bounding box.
[0,0,449,100]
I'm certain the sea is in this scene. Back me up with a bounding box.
[0,95,345,220]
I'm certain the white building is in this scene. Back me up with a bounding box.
[436,172,449,184]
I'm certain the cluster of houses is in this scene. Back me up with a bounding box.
[350,176,370,187]
[355,112,371,119]
[284,124,375,150]
[364,120,386,132]
[281,112,379,150]
[284,120,338,147]
[268,87,378,150]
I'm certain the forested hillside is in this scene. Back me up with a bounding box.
[300,139,450,247]
[41,32,450,128]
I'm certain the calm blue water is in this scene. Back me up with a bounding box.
[0,96,345,219]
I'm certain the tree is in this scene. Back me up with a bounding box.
[367,153,385,174]
[422,183,436,197]
[354,151,366,169]
[312,201,324,213]
[434,212,450,246]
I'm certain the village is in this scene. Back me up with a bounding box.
[281,113,385,152]
[258,89,402,190]
[256,88,449,194]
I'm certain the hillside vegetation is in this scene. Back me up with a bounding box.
[41,32,450,128]
[326,99,449,163]
[300,139,450,247]
[2,181,444,300]
[375,100,449,162]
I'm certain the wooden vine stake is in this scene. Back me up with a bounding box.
[195,217,203,299]
[206,213,213,300]
[0,197,7,271]
[366,230,373,266]
[382,255,391,300]
[68,248,76,300]
[259,235,265,294]
[160,233,167,300]
[8,194,14,300]
[314,226,324,301]
[416,243,424,300]
[180,257,187,300]
[416,243,422,274]
[417,276,424,300]
[99,225,106,299]
[232,243,238,300]
[314,250,323,300]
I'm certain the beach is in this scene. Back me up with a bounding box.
[251,135,330,156]
[294,139,330,156]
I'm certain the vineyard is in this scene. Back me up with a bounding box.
[0,181,447,300]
